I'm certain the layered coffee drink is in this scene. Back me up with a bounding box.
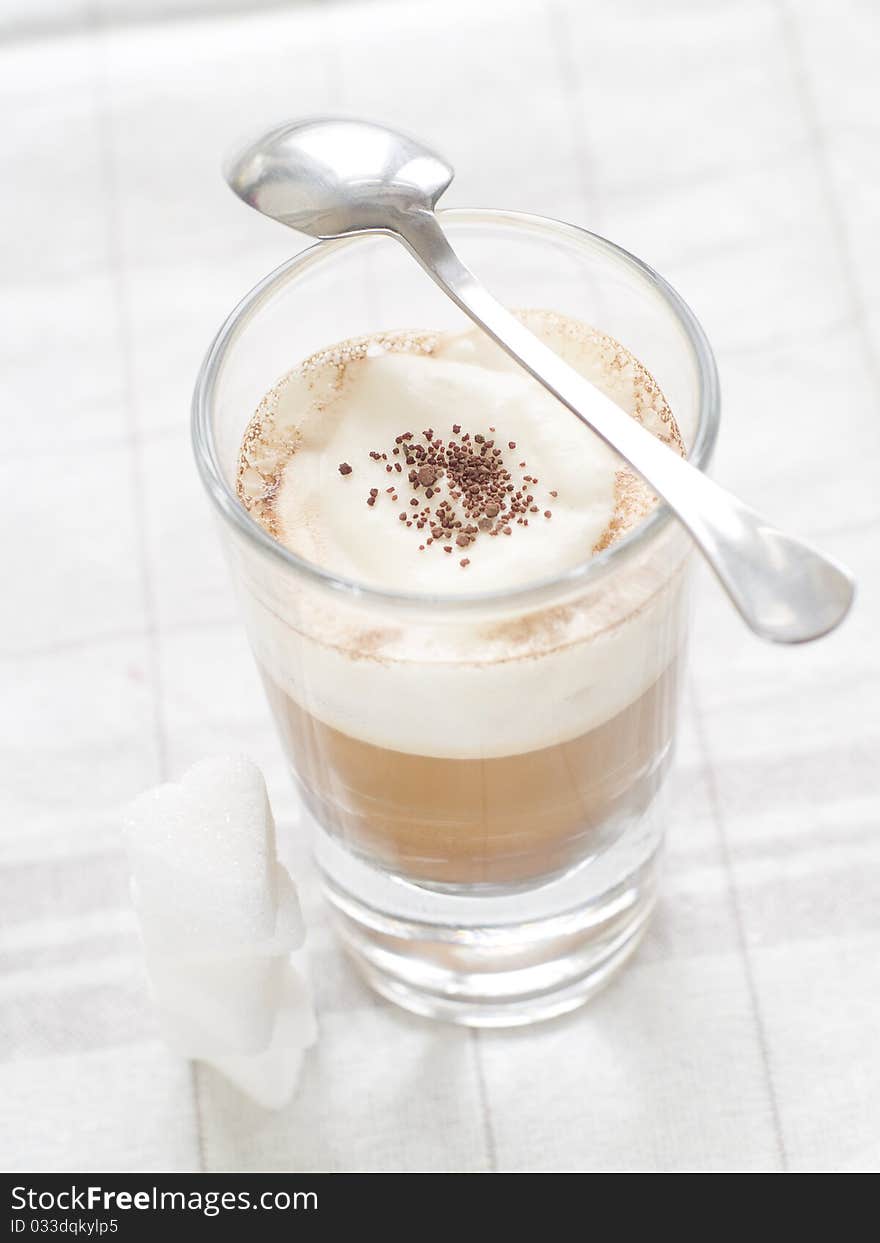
[235,310,687,887]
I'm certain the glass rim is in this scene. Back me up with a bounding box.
[191,207,720,614]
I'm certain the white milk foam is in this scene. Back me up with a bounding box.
[236,311,689,759]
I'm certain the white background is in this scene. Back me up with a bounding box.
[1,0,878,1172]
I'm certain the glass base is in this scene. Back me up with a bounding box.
[313,817,662,1028]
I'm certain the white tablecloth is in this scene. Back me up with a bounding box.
[1,0,878,1173]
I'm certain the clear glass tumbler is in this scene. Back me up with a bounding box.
[193,210,719,1026]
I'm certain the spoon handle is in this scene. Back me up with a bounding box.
[393,210,854,644]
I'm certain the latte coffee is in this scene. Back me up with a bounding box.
[236,310,687,887]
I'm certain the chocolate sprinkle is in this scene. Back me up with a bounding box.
[341,418,561,566]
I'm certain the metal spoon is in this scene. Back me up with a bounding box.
[225,117,854,643]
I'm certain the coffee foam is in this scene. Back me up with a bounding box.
[238,311,682,595]
[235,311,690,758]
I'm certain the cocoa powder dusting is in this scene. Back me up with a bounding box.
[346,415,560,567]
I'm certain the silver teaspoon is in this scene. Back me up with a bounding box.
[225,117,854,643]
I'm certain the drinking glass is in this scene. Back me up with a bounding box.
[193,210,719,1026]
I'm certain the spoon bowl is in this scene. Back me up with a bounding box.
[226,117,454,239]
